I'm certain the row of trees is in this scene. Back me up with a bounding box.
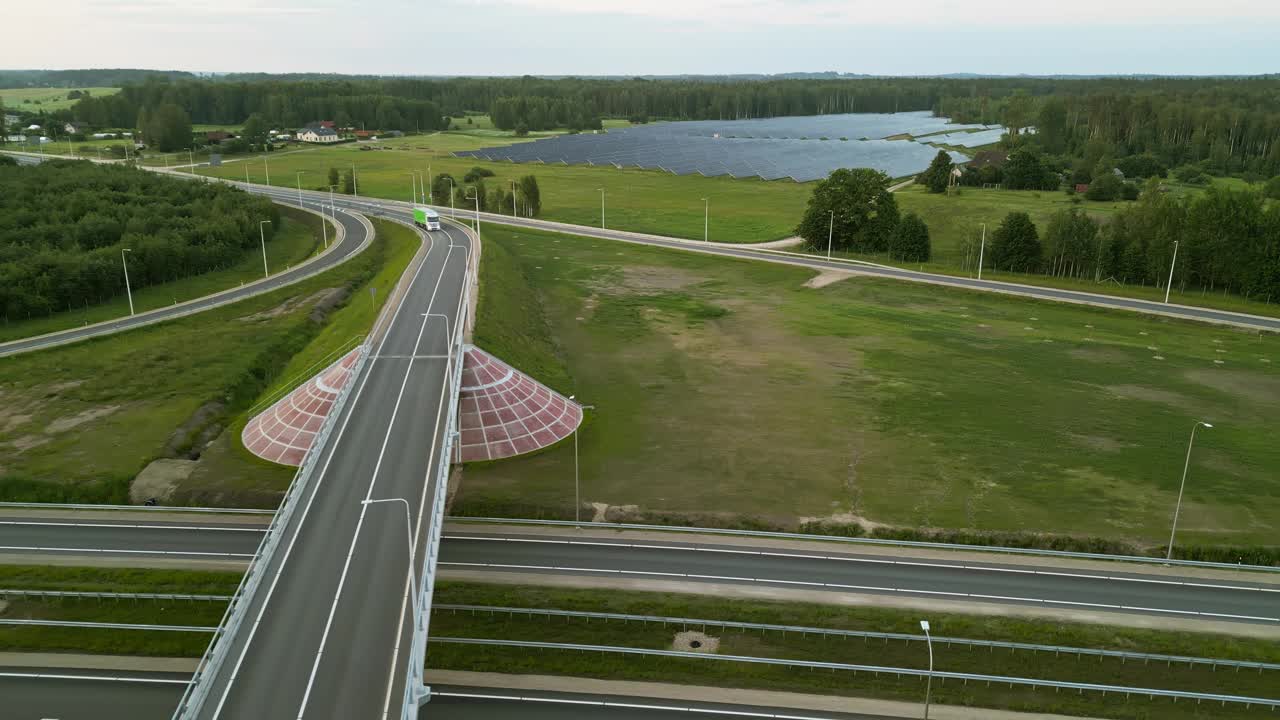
[0,161,279,321]
[973,183,1280,301]
[427,173,543,218]
[795,168,931,262]
[490,96,603,132]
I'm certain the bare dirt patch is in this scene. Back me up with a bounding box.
[614,266,702,293]
[45,405,121,434]
[803,270,859,289]
[1066,433,1131,453]
[799,511,892,532]
[671,630,719,654]
[130,458,198,504]
[4,435,49,453]
[239,288,339,323]
[1183,369,1280,407]
[1102,384,1188,407]
[1,412,31,434]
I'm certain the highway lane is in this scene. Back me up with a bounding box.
[3,513,1274,625]
[187,219,472,720]
[1,668,190,720]
[0,170,370,358]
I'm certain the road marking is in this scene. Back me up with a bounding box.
[436,560,1280,624]
[431,691,847,719]
[443,535,1279,595]
[210,220,439,720]
[0,546,253,557]
[0,521,264,532]
[0,671,192,685]
[297,233,458,720]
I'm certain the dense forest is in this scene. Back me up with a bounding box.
[46,75,1278,175]
[0,161,279,321]
[0,69,194,88]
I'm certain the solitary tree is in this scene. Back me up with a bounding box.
[889,213,931,262]
[432,173,457,204]
[341,168,355,194]
[518,175,542,216]
[918,151,954,194]
[138,103,192,153]
[796,168,900,254]
[240,113,269,151]
[990,212,1042,272]
[327,166,340,188]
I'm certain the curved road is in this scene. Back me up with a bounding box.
[2,515,1275,626]
[0,197,370,358]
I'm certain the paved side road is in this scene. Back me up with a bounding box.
[0,199,369,358]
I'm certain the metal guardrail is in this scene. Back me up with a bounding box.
[0,618,216,632]
[169,340,372,719]
[446,517,1280,574]
[431,637,1280,709]
[432,690,848,720]
[0,502,273,514]
[436,604,1280,673]
[0,589,231,602]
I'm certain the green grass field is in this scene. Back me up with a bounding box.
[455,225,1280,547]
[0,214,403,505]
[0,207,323,343]
[0,87,119,112]
[428,583,1276,719]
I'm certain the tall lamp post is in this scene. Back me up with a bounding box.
[295,171,307,208]
[446,178,455,218]
[977,223,987,280]
[464,189,481,242]
[258,221,272,278]
[406,173,418,205]
[568,396,596,527]
[186,148,195,176]
[1164,240,1180,304]
[120,248,135,316]
[263,155,270,186]
[920,620,934,720]
[596,188,605,230]
[702,198,709,242]
[1167,421,1212,561]
[826,210,834,260]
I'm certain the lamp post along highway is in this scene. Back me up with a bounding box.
[359,498,422,625]
[1167,421,1212,561]
[826,210,834,260]
[263,155,270,186]
[512,180,519,216]
[597,188,606,230]
[120,248,135,316]
[187,148,194,176]
[1164,240,1180,304]
[351,162,358,196]
[446,178,455,218]
[569,396,596,527]
[295,170,306,208]
[920,620,934,719]
[977,223,987,280]
[702,198,709,242]
[258,221,272,278]
[427,163,433,202]
[407,173,417,205]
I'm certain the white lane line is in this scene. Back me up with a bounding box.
[430,691,845,719]
[0,546,253,557]
[435,562,1280,623]
[381,233,472,720]
[442,535,1279,594]
[209,227,440,720]
[296,235,457,720]
[0,671,192,685]
[0,521,264,532]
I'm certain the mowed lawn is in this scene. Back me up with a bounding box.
[458,225,1280,546]
[198,135,814,242]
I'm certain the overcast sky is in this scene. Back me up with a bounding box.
[8,0,1279,76]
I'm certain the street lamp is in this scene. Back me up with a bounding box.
[446,177,456,218]
[406,172,417,205]
[120,249,135,316]
[920,620,934,720]
[702,198,709,242]
[977,223,987,280]
[1164,240,1180,304]
[360,498,423,627]
[263,155,271,186]
[568,396,596,527]
[826,210,834,260]
[512,180,519,217]
[187,148,194,176]
[1167,421,1213,561]
[596,188,605,230]
[295,171,307,209]
[258,221,272,278]
[351,162,358,197]
[464,188,481,241]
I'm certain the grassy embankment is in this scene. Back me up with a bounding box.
[0,218,417,506]
[426,583,1278,720]
[0,207,324,343]
[455,225,1280,551]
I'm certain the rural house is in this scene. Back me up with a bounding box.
[298,127,340,144]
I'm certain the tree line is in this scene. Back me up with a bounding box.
[796,168,932,263]
[429,170,544,218]
[968,183,1280,301]
[0,161,280,321]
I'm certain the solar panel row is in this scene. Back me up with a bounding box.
[455,112,1005,182]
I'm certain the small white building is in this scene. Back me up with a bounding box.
[297,127,340,144]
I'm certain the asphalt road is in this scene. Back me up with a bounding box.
[184,219,471,720]
[0,193,370,358]
[3,513,1274,625]
[0,668,191,720]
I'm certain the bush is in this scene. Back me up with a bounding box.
[1174,164,1210,185]
[1085,172,1123,201]
[1264,176,1280,200]
[1120,182,1140,201]
[463,166,495,183]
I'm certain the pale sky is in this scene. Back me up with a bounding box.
[5,0,1278,76]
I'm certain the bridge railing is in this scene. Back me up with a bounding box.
[169,340,372,720]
